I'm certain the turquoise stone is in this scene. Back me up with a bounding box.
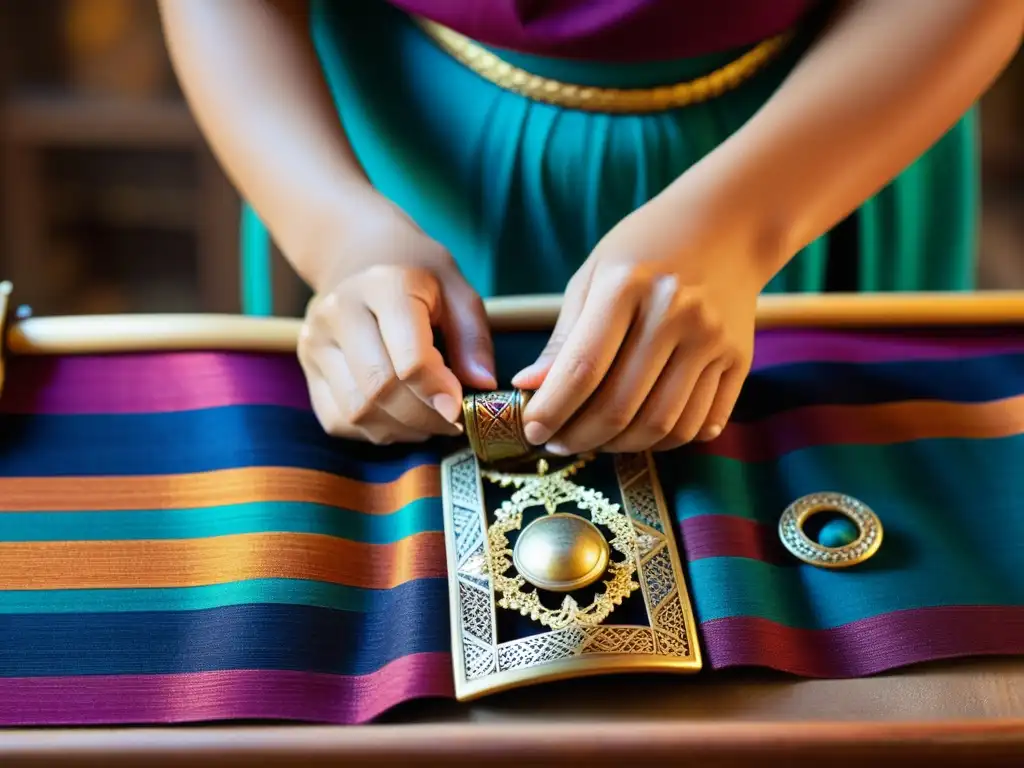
[817,517,860,548]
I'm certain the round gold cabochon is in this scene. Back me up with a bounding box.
[512,513,611,592]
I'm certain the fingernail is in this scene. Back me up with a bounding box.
[699,424,722,442]
[524,422,552,445]
[473,364,497,389]
[432,394,461,424]
[545,441,570,456]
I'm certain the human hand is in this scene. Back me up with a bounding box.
[298,194,496,444]
[512,193,769,455]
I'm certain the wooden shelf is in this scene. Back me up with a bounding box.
[2,92,199,147]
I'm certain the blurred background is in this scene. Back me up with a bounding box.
[1,0,1022,318]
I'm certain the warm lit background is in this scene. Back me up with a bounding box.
[1,0,1022,318]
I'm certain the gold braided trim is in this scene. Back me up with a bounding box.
[415,18,791,114]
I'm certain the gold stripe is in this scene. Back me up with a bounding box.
[415,18,791,114]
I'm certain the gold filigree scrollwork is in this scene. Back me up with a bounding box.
[441,447,702,701]
[481,456,640,631]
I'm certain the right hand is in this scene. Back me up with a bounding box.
[297,195,497,444]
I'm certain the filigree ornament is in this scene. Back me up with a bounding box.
[481,456,640,631]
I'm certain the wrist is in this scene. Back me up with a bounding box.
[279,181,389,293]
[659,157,794,292]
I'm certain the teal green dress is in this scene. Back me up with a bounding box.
[240,0,978,315]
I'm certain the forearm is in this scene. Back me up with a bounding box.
[158,0,372,287]
[672,0,1024,281]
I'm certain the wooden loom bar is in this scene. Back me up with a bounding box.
[5,290,1024,356]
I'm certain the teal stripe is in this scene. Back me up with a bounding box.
[0,578,438,614]
[0,499,441,543]
[665,434,1024,524]
[664,434,1024,629]
[688,558,1024,630]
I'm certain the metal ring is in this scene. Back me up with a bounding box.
[461,390,534,464]
[778,492,883,568]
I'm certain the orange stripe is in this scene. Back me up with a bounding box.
[0,532,445,590]
[712,392,1024,461]
[0,465,440,514]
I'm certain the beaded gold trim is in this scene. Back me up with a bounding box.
[415,18,791,114]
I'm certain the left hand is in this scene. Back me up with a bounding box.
[511,194,768,455]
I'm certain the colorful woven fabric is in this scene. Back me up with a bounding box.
[1,327,1023,725]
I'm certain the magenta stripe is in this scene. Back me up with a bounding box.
[0,352,311,415]
[4,330,1024,415]
[0,652,454,726]
[701,606,1024,677]
[750,329,1024,370]
[680,515,789,565]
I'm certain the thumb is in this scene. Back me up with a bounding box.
[439,277,497,391]
[511,269,592,390]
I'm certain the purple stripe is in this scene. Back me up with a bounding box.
[680,515,789,565]
[0,652,454,726]
[750,329,1024,371]
[701,606,1024,677]
[0,352,311,414]
[4,330,1024,415]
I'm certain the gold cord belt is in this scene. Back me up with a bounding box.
[415,18,791,114]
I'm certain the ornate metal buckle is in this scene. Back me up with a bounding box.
[441,403,702,700]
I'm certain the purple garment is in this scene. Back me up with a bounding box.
[386,0,817,61]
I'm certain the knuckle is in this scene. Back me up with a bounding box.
[670,421,701,446]
[393,355,429,383]
[346,398,375,426]
[597,408,632,434]
[605,263,646,295]
[643,413,676,442]
[361,263,403,286]
[564,353,600,388]
[361,363,397,403]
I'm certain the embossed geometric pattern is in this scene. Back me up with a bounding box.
[454,505,483,565]
[449,454,480,508]
[463,638,496,680]
[444,447,699,697]
[459,580,493,643]
[497,626,586,670]
[642,547,675,609]
[622,479,664,533]
[582,626,656,655]
[613,453,649,487]
[654,593,688,651]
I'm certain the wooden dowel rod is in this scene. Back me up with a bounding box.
[6,291,1024,356]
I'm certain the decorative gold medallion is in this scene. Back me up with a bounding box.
[440,449,702,701]
[778,492,883,568]
[513,513,610,593]
[482,455,639,631]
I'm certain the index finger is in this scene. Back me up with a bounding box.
[368,290,464,423]
[522,275,636,443]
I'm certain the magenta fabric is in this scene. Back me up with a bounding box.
[384,0,816,61]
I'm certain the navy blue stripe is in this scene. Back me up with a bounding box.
[4,354,1024,477]
[733,353,1024,421]
[0,579,449,677]
[0,406,453,478]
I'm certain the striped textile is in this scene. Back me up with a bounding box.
[0,327,1022,725]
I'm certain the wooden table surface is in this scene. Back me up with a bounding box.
[3,658,1023,767]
